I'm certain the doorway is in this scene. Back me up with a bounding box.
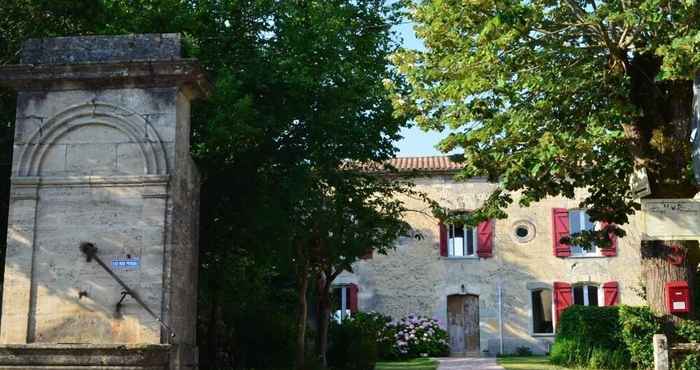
[447,294,480,356]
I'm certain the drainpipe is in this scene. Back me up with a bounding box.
[498,282,504,355]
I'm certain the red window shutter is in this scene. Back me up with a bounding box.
[439,222,448,257]
[600,222,617,257]
[553,282,572,326]
[477,219,494,258]
[552,208,571,257]
[348,284,359,313]
[603,281,619,306]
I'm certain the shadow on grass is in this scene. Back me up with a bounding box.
[375,358,438,370]
[497,356,568,370]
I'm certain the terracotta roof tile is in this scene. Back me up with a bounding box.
[386,156,463,172]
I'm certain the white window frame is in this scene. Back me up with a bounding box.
[569,209,601,258]
[331,285,352,323]
[447,223,478,258]
[572,283,603,307]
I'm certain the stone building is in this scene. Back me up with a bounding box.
[334,156,645,356]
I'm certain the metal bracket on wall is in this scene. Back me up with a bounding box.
[79,242,176,339]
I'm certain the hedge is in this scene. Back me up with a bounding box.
[550,305,630,369]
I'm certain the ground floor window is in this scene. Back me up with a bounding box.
[573,284,599,306]
[531,288,553,334]
[331,286,350,322]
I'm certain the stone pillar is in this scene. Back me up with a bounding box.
[653,334,670,370]
[0,34,209,369]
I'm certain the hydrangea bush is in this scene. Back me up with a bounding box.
[380,314,449,359]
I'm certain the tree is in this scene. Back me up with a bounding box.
[307,170,416,367]
[388,0,700,318]
[0,1,410,368]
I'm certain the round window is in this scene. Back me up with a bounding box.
[512,220,536,243]
[516,226,529,238]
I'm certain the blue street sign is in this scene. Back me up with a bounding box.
[111,259,140,269]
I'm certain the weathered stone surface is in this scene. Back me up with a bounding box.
[0,34,206,370]
[21,34,181,64]
[345,175,645,356]
[0,343,169,367]
[641,199,700,240]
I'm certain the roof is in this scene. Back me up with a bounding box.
[385,156,464,172]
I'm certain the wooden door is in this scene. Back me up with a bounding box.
[447,294,480,356]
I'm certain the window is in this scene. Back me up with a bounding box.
[531,289,554,334]
[512,220,536,243]
[331,285,358,322]
[573,284,599,306]
[331,286,351,322]
[568,209,598,257]
[448,223,478,257]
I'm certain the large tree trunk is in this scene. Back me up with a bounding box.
[295,243,310,370]
[316,273,331,368]
[642,240,699,321]
[627,53,699,324]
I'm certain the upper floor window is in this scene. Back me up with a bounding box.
[552,208,616,258]
[568,209,598,257]
[448,223,478,257]
[573,284,599,306]
[439,217,494,258]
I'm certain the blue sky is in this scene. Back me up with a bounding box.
[392,21,449,157]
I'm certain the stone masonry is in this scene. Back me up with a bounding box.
[0,34,209,369]
[338,173,645,356]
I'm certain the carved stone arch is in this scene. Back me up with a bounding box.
[17,102,168,177]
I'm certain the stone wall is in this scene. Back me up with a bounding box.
[0,34,208,369]
[339,175,645,355]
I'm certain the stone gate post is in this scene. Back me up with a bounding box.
[0,34,209,369]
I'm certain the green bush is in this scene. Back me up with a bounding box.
[677,319,700,343]
[550,305,631,369]
[675,320,700,370]
[327,312,391,370]
[619,306,662,369]
[680,353,700,370]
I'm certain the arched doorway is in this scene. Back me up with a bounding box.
[447,294,480,356]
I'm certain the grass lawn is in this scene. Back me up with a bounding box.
[375,358,438,370]
[497,356,568,370]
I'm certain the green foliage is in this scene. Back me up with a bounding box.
[619,306,662,369]
[0,0,409,369]
[550,305,630,369]
[677,319,700,343]
[327,312,392,370]
[679,353,700,370]
[390,0,700,243]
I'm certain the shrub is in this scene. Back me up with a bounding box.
[677,319,700,343]
[327,312,391,370]
[619,306,662,369]
[550,305,631,369]
[384,314,449,359]
[675,320,700,370]
[680,353,700,370]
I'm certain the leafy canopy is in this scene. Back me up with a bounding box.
[389,0,700,242]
